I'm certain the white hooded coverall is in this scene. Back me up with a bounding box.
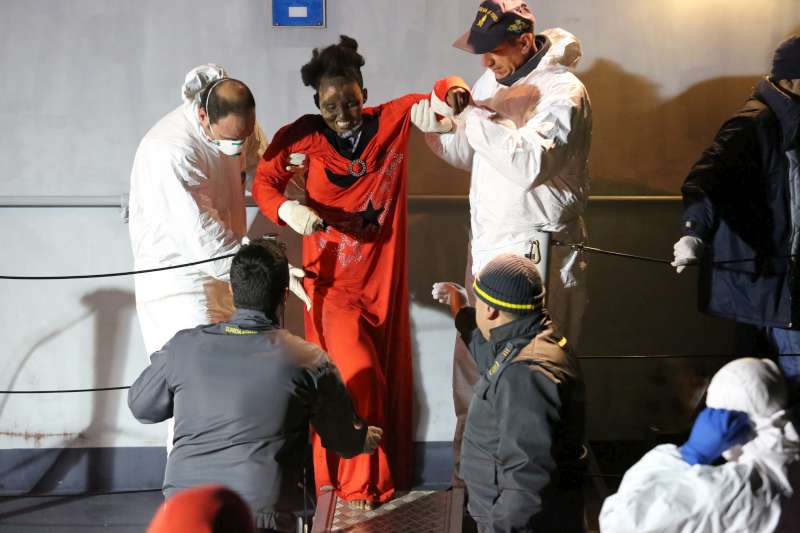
[599,358,800,533]
[128,64,266,356]
[426,27,592,343]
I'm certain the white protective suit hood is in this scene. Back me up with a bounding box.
[180,64,239,156]
[181,63,227,105]
[539,28,582,69]
[599,357,800,533]
[706,358,800,490]
[706,358,788,420]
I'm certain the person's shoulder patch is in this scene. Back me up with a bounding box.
[223,325,259,335]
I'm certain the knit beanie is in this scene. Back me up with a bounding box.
[771,36,800,81]
[147,485,255,533]
[473,253,545,314]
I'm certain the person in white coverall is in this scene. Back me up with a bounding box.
[129,64,269,355]
[414,0,592,483]
[129,65,272,450]
[600,358,800,533]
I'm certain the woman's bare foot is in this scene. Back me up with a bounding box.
[347,499,376,511]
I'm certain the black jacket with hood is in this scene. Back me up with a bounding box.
[682,78,800,328]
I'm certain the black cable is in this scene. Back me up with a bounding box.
[0,488,162,499]
[0,352,750,394]
[577,354,738,360]
[553,240,672,265]
[0,386,130,394]
[554,240,800,266]
[0,253,235,280]
[2,240,791,280]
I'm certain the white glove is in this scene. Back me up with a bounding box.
[288,265,311,311]
[285,152,307,172]
[284,153,308,202]
[278,200,324,236]
[671,236,705,273]
[430,89,456,118]
[411,100,454,134]
[432,282,468,308]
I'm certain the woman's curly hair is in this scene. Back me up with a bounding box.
[301,35,365,91]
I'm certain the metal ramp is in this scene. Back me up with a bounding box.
[311,488,464,533]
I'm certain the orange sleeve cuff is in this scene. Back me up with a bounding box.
[433,76,471,101]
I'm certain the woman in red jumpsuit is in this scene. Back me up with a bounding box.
[253,36,468,508]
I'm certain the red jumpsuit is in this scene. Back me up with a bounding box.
[253,80,465,502]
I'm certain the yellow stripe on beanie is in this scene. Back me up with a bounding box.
[472,281,539,311]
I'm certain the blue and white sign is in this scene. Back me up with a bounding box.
[272,0,325,27]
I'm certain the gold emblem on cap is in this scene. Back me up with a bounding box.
[507,19,530,33]
[475,6,500,27]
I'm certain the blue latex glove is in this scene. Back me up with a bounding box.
[680,408,752,465]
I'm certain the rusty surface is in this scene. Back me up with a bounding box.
[312,490,463,533]
[0,431,85,448]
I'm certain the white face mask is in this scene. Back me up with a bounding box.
[208,123,245,157]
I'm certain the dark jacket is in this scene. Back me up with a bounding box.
[682,78,800,328]
[455,308,586,533]
[128,309,366,530]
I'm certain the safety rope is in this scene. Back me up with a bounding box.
[1,240,795,280]
[553,240,672,265]
[0,240,790,394]
[0,353,753,394]
[0,386,130,394]
[0,253,235,280]
[578,354,737,360]
[0,488,164,499]
[553,240,800,266]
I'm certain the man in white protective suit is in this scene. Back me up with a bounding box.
[415,0,592,483]
[129,65,303,451]
[599,358,800,533]
[129,64,268,357]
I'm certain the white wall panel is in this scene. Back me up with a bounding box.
[0,206,460,448]
[1,1,797,196]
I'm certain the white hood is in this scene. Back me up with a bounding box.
[539,28,583,69]
[706,358,799,494]
[181,63,227,105]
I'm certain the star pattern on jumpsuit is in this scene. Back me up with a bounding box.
[357,200,384,229]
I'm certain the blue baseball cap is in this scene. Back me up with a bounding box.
[453,0,535,54]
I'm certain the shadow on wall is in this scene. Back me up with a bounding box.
[406,205,471,304]
[81,289,134,441]
[406,60,768,197]
[579,58,761,194]
[0,313,91,424]
[406,202,471,438]
[0,289,135,493]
